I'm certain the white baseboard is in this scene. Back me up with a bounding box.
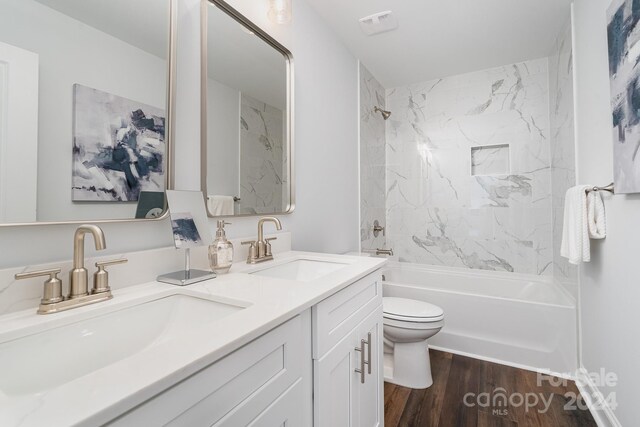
[574,367,621,427]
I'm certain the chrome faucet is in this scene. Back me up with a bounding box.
[242,217,282,264]
[14,224,127,314]
[70,224,106,298]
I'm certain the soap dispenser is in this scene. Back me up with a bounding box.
[209,221,234,274]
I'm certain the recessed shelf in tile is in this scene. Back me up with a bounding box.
[471,144,510,176]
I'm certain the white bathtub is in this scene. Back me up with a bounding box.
[381,262,578,375]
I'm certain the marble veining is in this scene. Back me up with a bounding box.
[471,144,510,176]
[361,25,575,279]
[360,65,387,251]
[239,94,287,215]
[384,57,554,275]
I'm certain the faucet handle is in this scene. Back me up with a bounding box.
[95,258,128,268]
[15,268,64,305]
[265,237,277,257]
[241,240,258,264]
[93,258,127,294]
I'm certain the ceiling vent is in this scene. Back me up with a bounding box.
[359,11,398,36]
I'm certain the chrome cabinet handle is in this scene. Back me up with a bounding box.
[355,339,366,384]
[365,332,372,375]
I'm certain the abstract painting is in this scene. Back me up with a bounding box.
[170,212,203,249]
[608,0,640,193]
[72,84,165,201]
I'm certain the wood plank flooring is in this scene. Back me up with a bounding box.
[384,350,597,427]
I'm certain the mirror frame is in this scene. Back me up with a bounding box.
[201,0,295,218]
[0,0,177,228]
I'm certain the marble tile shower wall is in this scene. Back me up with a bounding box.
[239,94,286,214]
[360,65,387,251]
[549,22,578,295]
[385,58,554,275]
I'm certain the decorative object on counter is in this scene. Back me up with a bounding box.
[209,220,234,274]
[158,191,216,286]
[170,213,203,248]
[72,84,166,202]
[607,0,640,193]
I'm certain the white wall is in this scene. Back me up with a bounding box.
[0,41,39,223]
[180,0,360,253]
[0,0,167,222]
[0,0,360,268]
[206,77,240,198]
[573,1,640,425]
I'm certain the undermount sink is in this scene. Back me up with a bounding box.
[0,294,245,396]
[250,259,349,282]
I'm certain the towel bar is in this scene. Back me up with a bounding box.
[586,183,614,194]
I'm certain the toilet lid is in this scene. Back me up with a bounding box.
[383,297,444,321]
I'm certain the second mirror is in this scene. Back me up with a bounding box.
[201,0,294,218]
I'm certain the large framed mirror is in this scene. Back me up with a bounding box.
[202,0,294,218]
[0,0,176,226]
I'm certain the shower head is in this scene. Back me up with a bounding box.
[374,106,391,120]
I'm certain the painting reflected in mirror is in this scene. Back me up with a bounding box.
[0,0,173,224]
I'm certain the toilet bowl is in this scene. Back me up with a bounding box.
[383,297,444,389]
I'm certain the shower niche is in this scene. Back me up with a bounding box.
[470,144,510,176]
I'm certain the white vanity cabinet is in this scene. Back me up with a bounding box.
[107,269,383,427]
[312,272,384,427]
[108,311,313,427]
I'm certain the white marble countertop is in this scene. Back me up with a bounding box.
[0,251,386,427]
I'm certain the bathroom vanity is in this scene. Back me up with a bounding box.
[0,251,386,426]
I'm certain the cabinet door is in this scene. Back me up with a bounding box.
[108,313,311,427]
[314,304,384,427]
[313,329,359,427]
[356,305,384,427]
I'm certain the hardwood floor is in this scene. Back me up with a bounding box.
[384,350,597,427]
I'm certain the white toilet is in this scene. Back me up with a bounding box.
[382,297,445,389]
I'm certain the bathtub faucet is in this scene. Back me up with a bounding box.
[376,248,394,256]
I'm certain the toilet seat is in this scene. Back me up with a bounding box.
[383,297,444,322]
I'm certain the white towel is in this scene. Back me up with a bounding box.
[560,185,606,264]
[207,195,235,216]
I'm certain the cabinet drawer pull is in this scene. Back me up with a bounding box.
[354,339,366,384]
[365,332,372,375]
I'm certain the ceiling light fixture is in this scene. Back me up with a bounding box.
[268,0,292,24]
